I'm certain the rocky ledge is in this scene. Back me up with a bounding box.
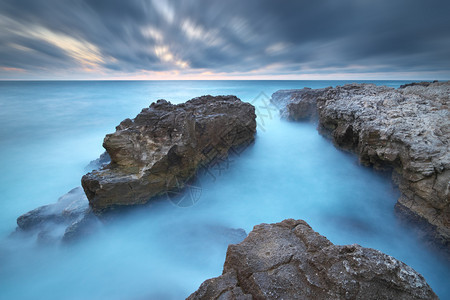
[189,219,437,300]
[15,95,255,241]
[82,95,256,211]
[271,82,450,248]
[14,187,100,243]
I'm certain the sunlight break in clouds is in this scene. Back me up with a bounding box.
[181,18,224,47]
[154,46,189,69]
[0,66,25,72]
[0,0,449,79]
[27,28,105,71]
[152,0,175,25]
[141,26,164,43]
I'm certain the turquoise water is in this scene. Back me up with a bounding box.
[0,80,448,299]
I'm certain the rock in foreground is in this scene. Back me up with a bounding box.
[189,219,438,300]
[82,95,256,211]
[272,82,450,248]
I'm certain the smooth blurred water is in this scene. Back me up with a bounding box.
[0,80,448,299]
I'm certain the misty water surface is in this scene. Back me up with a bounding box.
[0,80,448,299]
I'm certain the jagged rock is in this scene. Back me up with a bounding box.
[399,80,438,89]
[82,95,256,211]
[188,219,438,300]
[15,187,98,243]
[271,82,450,248]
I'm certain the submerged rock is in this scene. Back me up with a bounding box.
[15,187,100,243]
[84,151,111,172]
[188,219,438,300]
[82,95,256,211]
[272,81,450,249]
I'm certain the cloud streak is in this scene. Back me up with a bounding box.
[0,0,449,79]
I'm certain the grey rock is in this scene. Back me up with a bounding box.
[272,81,450,248]
[62,210,101,243]
[271,87,331,121]
[188,219,438,300]
[15,187,98,243]
[82,95,256,211]
[84,151,111,172]
[17,187,88,230]
[188,270,252,300]
[399,80,438,89]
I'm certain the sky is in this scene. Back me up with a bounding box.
[0,0,449,80]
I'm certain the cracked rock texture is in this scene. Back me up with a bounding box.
[271,82,450,248]
[82,95,256,211]
[188,219,437,300]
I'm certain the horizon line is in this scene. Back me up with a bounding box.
[0,78,445,82]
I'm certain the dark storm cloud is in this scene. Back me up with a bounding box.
[0,0,449,78]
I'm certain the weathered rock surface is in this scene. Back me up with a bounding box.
[82,95,256,211]
[399,80,439,89]
[188,219,438,300]
[15,187,100,243]
[272,82,450,248]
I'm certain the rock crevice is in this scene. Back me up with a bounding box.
[271,82,450,248]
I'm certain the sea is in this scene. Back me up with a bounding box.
[0,80,448,299]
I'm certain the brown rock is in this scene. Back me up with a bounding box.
[189,219,437,300]
[82,95,256,211]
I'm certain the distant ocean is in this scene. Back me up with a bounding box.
[0,80,448,299]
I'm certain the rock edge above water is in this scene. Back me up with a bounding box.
[82,95,256,211]
[188,219,437,300]
[271,82,450,249]
[15,187,100,243]
[16,95,256,241]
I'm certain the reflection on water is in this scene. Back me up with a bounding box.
[0,80,448,299]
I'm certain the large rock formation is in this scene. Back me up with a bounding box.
[271,82,450,248]
[82,95,256,211]
[189,219,437,300]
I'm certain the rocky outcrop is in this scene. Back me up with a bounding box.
[271,82,450,248]
[399,80,438,89]
[15,187,100,243]
[189,219,437,300]
[271,87,331,121]
[82,95,256,211]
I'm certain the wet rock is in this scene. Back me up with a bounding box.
[271,87,331,121]
[84,152,111,172]
[82,95,256,211]
[62,210,101,243]
[15,187,98,243]
[189,219,438,300]
[272,81,450,249]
